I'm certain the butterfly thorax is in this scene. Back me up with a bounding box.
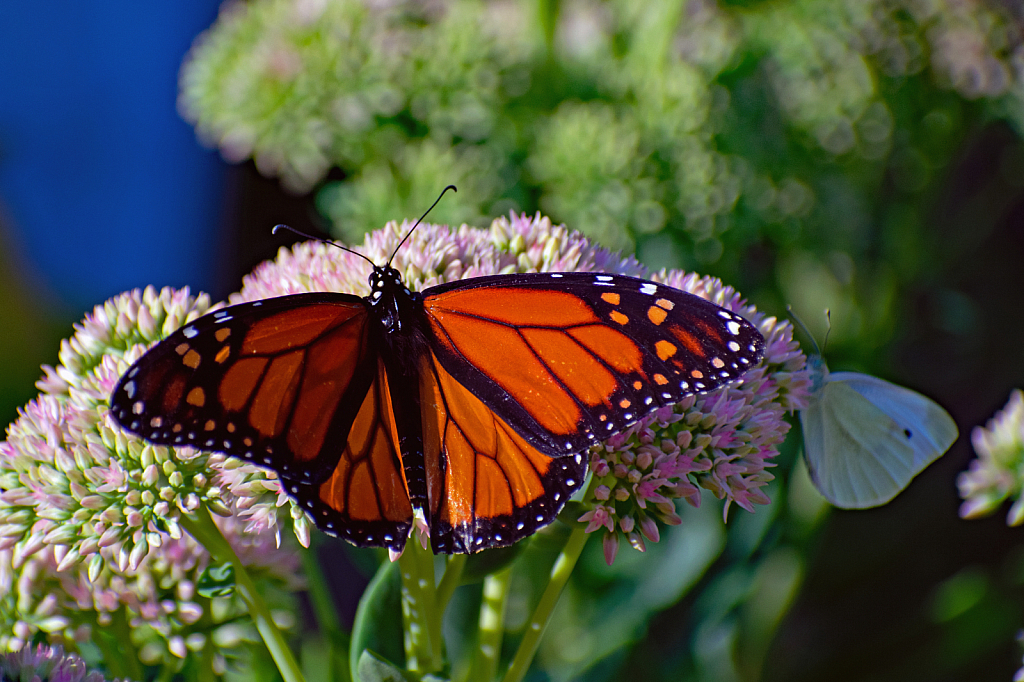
[366,264,421,329]
[366,264,428,374]
[806,355,829,396]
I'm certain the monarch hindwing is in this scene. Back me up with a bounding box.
[282,359,413,553]
[421,272,765,456]
[419,351,588,553]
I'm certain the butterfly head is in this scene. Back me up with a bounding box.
[806,355,830,395]
[368,264,420,333]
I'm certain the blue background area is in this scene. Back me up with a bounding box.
[0,2,226,312]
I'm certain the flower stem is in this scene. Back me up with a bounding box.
[436,553,466,614]
[470,566,512,682]
[180,506,305,682]
[500,527,589,682]
[398,538,443,674]
[88,606,144,682]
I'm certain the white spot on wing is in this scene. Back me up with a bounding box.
[727,321,741,335]
[183,326,198,339]
[640,282,657,295]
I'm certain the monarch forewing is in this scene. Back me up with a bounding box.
[110,294,377,485]
[422,272,765,457]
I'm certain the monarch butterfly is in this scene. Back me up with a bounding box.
[109,216,765,555]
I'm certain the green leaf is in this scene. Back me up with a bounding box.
[459,544,524,583]
[356,650,416,682]
[354,650,452,682]
[351,560,404,682]
[196,562,235,598]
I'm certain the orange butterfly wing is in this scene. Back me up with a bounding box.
[112,270,765,556]
[111,293,414,551]
[421,272,764,456]
[418,352,586,553]
[288,358,413,552]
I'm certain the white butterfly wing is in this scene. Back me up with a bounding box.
[800,371,958,509]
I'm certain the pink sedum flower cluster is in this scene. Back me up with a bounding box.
[582,272,808,563]
[958,389,1024,525]
[0,211,812,654]
[0,287,304,655]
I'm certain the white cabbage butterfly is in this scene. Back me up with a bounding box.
[799,355,959,508]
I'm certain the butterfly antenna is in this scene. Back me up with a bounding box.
[387,185,458,265]
[272,224,376,268]
[785,305,822,356]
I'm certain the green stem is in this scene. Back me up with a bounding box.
[536,0,560,58]
[180,507,305,682]
[436,553,466,615]
[500,527,589,682]
[155,660,176,682]
[470,567,512,682]
[88,607,144,682]
[398,538,443,674]
[197,633,217,682]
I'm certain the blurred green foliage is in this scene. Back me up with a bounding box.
[182,0,1024,365]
